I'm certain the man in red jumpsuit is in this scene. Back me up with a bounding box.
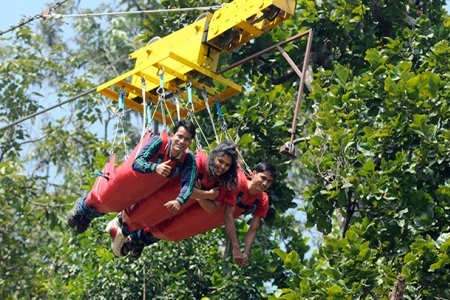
[67,119,197,234]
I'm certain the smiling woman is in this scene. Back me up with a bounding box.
[115,141,240,257]
[113,160,277,266]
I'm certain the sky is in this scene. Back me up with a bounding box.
[0,0,104,35]
[1,0,450,34]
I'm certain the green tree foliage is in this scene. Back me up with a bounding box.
[5,0,450,298]
[0,0,308,298]
[272,0,450,298]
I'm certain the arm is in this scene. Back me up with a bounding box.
[188,179,220,213]
[164,152,197,212]
[197,198,220,213]
[176,151,197,204]
[224,203,246,266]
[132,136,162,173]
[191,187,219,200]
[242,215,261,265]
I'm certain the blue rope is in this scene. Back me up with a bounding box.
[214,100,223,117]
[118,89,125,111]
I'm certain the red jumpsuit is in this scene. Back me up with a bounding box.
[121,151,235,232]
[147,169,269,242]
[84,131,194,214]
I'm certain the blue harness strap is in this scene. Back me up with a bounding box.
[170,160,183,178]
[236,191,259,214]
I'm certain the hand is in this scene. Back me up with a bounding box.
[155,160,172,177]
[241,252,249,266]
[208,187,219,200]
[164,199,181,212]
[232,249,247,266]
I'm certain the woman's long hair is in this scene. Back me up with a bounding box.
[207,142,238,190]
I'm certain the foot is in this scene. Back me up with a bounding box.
[67,196,95,233]
[122,230,159,259]
[105,216,130,257]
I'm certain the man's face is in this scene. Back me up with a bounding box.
[250,171,274,193]
[170,126,193,156]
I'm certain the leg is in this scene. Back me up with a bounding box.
[67,194,104,233]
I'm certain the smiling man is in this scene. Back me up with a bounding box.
[113,161,277,265]
[224,162,276,266]
[67,119,197,234]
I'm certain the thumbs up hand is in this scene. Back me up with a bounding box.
[155,160,172,177]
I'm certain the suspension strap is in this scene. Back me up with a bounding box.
[118,88,125,112]
[140,77,148,140]
[110,87,128,156]
[156,67,168,132]
[173,93,181,123]
[214,93,232,142]
[185,82,208,150]
[201,89,219,143]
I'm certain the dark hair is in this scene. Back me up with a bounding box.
[208,141,238,190]
[173,119,196,139]
[253,161,277,179]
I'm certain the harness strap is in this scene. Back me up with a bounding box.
[170,159,183,178]
[236,191,259,214]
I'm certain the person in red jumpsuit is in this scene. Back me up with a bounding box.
[120,161,276,266]
[67,119,197,234]
[109,142,240,257]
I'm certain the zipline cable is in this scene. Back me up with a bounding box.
[0,88,96,132]
[0,0,69,37]
[0,4,223,36]
[49,6,224,19]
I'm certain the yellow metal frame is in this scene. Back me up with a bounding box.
[96,0,296,123]
[206,0,297,52]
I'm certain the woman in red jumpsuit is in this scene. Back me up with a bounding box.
[108,141,239,257]
[121,161,276,264]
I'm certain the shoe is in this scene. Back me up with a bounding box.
[130,238,146,258]
[67,196,101,233]
[67,198,84,228]
[75,215,95,233]
[125,230,160,259]
[105,216,130,257]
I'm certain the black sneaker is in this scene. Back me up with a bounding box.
[67,196,101,233]
[127,230,159,259]
[75,215,96,233]
[67,197,86,229]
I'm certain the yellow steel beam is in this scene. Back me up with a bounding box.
[168,52,242,93]
[96,0,296,122]
[205,0,296,52]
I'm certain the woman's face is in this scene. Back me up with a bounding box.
[213,154,233,177]
[249,171,274,194]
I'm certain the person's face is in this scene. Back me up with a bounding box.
[170,126,193,156]
[249,170,274,194]
[213,154,233,177]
